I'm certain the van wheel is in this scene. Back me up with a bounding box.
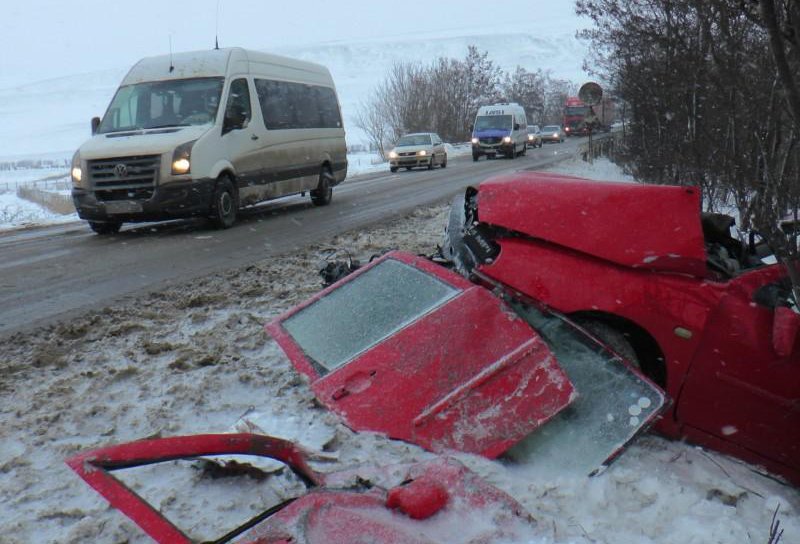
[311,167,333,206]
[211,176,237,229]
[390,166,398,173]
[428,155,435,170]
[88,221,122,235]
[508,144,516,159]
[441,155,447,168]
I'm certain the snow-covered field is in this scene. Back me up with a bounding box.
[1,157,797,544]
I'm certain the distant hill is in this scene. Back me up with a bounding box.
[0,31,588,161]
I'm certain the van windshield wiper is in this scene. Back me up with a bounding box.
[146,123,190,129]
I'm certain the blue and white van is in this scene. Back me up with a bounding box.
[470,103,528,161]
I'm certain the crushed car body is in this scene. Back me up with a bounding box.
[267,250,666,474]
[66,433,539,543]
[442,171,800,485]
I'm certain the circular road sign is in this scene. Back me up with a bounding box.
[579,82,603,106]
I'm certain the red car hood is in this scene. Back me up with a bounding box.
[477,172,708,277]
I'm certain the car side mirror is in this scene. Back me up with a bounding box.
[773,306,800,357]
[91,116,101,135]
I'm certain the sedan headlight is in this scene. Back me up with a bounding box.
[171,140,196,175]
[527,135,534,141]
[389,151,398,159]
[503,136,511,143]
[71,152,82,185]
[471,137,479,144]
[417,150,427,156]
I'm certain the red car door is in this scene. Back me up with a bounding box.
[268,252,575,458]
[676,264,800,478]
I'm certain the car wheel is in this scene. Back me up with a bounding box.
[311,166,333,206]
[428,155,435,170]
[88,221,122,235]
[573,318,640,369]
[508,143,516,159]
[441,154,447,168]
[211,176,237,228]
[390,166,398,173]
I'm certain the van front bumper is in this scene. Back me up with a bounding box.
[72,179,216,222]
[472,142,514,156]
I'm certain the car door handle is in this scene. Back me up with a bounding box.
[250,134,259,140]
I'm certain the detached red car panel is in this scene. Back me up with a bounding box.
[268,251,665,474]
[267,253,574,458]
[66,433,539,544]
[444,171,800,485]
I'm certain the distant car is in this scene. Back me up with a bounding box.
[526,125,542,148]
[388,133,447,172]
[540,125,565,143]
[443,172,800,486]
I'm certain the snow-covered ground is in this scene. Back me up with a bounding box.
[1,157,797,543]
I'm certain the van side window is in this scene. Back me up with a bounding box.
[255,79,342,130]
[223,78,251,134]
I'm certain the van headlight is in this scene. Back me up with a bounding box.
[71,152,82,185]
[471,137,479,144]
[503,136,512,143]
[389,151,398,159]
[171,140,196,175]
[417,150,427,156]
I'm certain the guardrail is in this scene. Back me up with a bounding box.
[578,131,622,162]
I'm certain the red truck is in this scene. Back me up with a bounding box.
[563,96,615,135]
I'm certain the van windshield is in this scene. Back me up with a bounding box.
[474,115,512,131]
[97,77,225,134]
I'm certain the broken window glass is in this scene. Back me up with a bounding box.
[282,259,458,373]
[505,300,665,475]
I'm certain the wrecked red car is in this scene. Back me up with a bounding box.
[66,433,539,543]
[440,171,799,485]
[268,251,666,476]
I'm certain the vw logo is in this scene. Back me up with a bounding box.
[114,163,129,178]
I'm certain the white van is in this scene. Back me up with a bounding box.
[71,47,347,233]
[470,103,528,161]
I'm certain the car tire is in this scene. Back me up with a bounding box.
[88,221,122,235]
[211,176,237,229]
[441,154,447,168]
[573,318,640,369]
[390,166,398,173]
[508,143,516,159]
[428,155,435,170]
[311,166,333,206]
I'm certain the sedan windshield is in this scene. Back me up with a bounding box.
[397,134,432,146]
[542,125,560,132]
[97,77,225,133]
[474,115,512,131]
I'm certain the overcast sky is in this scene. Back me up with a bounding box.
[2,1,585,87]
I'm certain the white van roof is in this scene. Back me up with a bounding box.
[476,103,526,116]
[121,47,333,86]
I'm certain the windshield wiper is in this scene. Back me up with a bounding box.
[146,123,190,129]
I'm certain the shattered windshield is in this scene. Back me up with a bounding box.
[97,77,224,133]
[505,301,664,474]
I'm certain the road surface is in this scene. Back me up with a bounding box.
[0,140,588,336]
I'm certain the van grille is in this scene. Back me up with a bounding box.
[88,155,160,191]
[479,137,501,145]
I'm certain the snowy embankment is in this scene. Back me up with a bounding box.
[0,158,797,544]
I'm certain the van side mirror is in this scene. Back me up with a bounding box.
[223,107,247,134]
[514,123,520,131]
[469,124,474,132]
[773,306,800,357]
[91,117,101,135]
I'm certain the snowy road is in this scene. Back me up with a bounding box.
[0,140,581,336]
